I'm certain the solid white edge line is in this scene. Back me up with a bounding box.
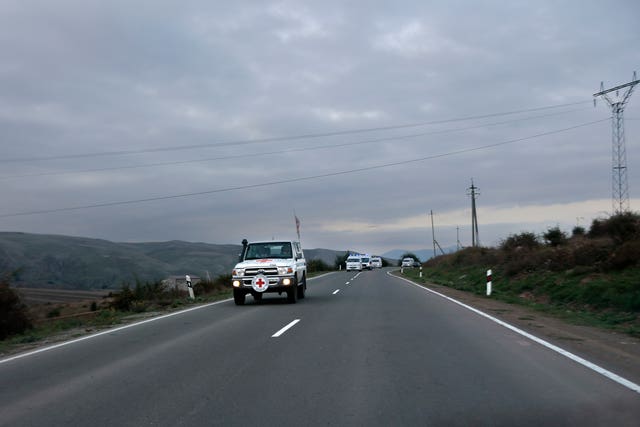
[388,271,640,394]
[0,298,232,365]
[272,319,300,337]
[333,289,340,295]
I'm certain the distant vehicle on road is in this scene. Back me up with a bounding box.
[401,257,414,268]
[361,256,371,270]
[346,256,363,271]
[370,256,382,268]
[347,255,362,271]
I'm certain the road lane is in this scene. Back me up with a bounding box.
[1,269,638,426]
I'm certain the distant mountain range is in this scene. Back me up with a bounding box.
[0,232,346,290]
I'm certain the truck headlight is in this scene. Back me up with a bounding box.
[283,278,292,285]
[278,267,293,275]
[232,280,241,287]
[233,269,245,277]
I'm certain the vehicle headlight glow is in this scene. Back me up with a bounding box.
[283,278,292,285]
[232,280,241,287]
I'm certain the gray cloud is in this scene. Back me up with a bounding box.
[1,1,639,255]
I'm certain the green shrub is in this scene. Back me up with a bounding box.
[588,212,640,242]
[334,253,350,269]
[110,284,135,311]
[308,259,330,272]
[543,226,568,247]
[572,238,613,267]
[500,232,540,251]
[194,274,231,295]
[0,277,32,340]
[572,226,586,237]
[606,240,640,270]
[46,308,61,318]
[447,247,498,267]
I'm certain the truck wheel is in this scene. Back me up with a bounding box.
[297,275,306,299]
[233,290,245,305]
[287,278,298,304]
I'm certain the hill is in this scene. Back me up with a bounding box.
[0,232,344,290]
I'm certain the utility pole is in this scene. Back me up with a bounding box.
[593,71,639,214]
[429,210,445,258]
[467,179,480,247]
[456,226,462,251]
[430,210,436,259]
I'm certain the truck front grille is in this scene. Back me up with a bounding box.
[244,267,279,277]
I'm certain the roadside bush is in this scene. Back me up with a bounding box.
[588,212,640,242]
[543,226,568,247]
[0,278,32,340]
[194,274,231,295]
[502,249,542,277]
[571,238,613,267]
[448,247,498,267]
[606,240,640,270]
[500,232,540,251]
[334,252,350,270]
[572,226,586,237]
[308,259,330,273]
[110,284,135,311]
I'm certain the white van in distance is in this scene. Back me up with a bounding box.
[346,256,363,271]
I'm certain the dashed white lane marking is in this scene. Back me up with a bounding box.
[345,282,350,285]
[272,319,301,338]
[389,271,640,394]
[333,289,340,295]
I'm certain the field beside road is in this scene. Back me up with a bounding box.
[14,288,109,305]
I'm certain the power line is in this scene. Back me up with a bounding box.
[0,118,608,218]
[0,106,591,181]
[0,101,592,164]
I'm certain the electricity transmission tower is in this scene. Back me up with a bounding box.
[593,72,639,214]
[467,179,480,247]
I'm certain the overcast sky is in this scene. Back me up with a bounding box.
[1,1,639,256]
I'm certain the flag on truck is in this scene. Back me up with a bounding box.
[295,214,301,240]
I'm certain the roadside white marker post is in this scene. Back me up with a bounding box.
[486,269,492,296]
[401,267,404,274]
[419,266,423,279]
[186,274,195,300]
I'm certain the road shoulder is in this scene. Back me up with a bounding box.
[395,273,640,387]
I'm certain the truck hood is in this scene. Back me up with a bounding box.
[234,258,295,269]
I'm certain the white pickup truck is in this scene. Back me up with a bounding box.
[231,240,307,305]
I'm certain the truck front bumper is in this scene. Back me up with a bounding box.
[232,275,296,293]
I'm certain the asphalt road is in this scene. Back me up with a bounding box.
[1,269,639,426]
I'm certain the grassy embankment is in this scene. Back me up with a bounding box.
[401,213,640,337]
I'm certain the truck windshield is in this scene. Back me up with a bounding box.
[245,242,293,260]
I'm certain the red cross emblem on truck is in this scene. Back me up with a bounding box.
[256,278,265,288]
